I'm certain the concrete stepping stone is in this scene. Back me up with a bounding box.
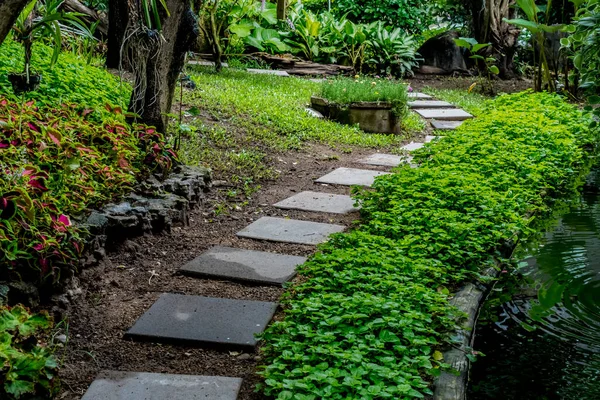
[125,293,277,350]
[82,371,242,400]
[246,68,290,77]
[431,120,464,130]
[236,217,345,245]
[425,135,439,143]
[408,100,454,109]
[359,153,412,168]
[180,246,305,286]
[402,142,425,152]
[188,60,229,68]
[315,167,390,187]
[408,92,433,99]
[305,107,324,118]
[415,109,473,121]
[274,191,358,214]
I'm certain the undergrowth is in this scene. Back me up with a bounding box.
[0,99,176,288]
[0,38,129,109]
[259,91,599,399]
[183,67,407,150]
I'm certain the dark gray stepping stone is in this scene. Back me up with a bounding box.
[274,191,358,214]
[315,167,391,187]
[408,100,453,109]
[415,109,473,121]
[408,92,433,99]
[431,120,464,130]
[125,294,277,350]
[180,246,305,286]
[359,153,412,167]
[246,68,290,76]
[237,217,345,245]
[402,142,425,152]
[82,371,242,400]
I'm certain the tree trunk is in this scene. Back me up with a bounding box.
[0,0,30,46]
[106,0,129,69]
[277,0,286,20]
[469,0,520,79]
[128,1,199,132]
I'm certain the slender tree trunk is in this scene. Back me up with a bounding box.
[469,0,520,79]
[277,0,286,20]
[209,0,223,71]
[128,0,199,132]
[0,0,30,46]
[106,0,129,69]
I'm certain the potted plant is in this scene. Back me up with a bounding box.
[311,77,410,134]
[8,0,91,94]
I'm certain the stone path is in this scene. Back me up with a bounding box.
[82,91,470,399]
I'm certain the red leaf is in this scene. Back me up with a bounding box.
[47,129,62,147]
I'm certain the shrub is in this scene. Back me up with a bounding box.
[0,99,177,288]
[259,91,598,399]
[0,305,58,399]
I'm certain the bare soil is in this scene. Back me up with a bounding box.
[57,138,411,399]
[409,74,532,94]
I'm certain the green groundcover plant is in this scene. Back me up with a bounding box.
[0,38,129,109]
[0,305,58,399]
[259,91,599,399]
[0,98,177,287]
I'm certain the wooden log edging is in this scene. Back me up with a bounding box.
[433,266,499,400]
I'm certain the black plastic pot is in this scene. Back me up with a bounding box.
[8,72,41,94]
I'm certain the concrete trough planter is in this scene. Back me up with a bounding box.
[311,96,403,134]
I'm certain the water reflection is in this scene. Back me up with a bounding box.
[469,173,600,399]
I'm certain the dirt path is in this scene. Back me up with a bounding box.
[58,141,397,399]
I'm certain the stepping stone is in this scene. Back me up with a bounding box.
[82,371,242,400]
[402,142,425,152]
[415,109,473,121]
[305,107,324,118]
[180,246,305,286]
[246,68,290,77]
[188,60,229,68]
[274,191,358,214]
[315,167,391,187]
[431,120,464,130]
[125,293,277,350]
[425,135,439,143]
[408,92,433,99]
[408,100,454,109]
[237,217,344,245]
[359,153,412,167]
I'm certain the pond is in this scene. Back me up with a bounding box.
[468,171,600,399]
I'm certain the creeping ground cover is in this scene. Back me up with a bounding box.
[259,91,599,399]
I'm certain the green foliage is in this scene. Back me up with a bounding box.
[0,99,177,286]
[366,21,419,77]
[0,305,58,399]
[454,37,499,94]
[332,0,438,34]
[562,0,600,123]
[260,91,598,399]
[0,38,129,109]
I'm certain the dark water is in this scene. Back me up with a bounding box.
[469,173,600,400]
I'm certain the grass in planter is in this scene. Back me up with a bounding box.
[320,77,409,105]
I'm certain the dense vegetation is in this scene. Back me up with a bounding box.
[260,92,599,399]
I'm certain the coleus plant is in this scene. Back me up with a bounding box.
[0,98,177,287]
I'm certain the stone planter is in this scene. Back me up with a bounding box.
[311,96,402,134]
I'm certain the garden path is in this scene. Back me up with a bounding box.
[79,95,472,399]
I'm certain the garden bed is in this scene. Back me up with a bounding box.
[259,91,599,399]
